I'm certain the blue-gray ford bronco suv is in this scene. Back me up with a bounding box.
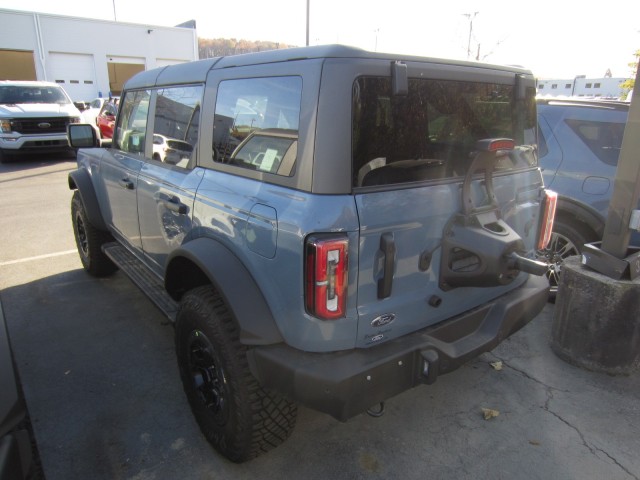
[67,45,556,462]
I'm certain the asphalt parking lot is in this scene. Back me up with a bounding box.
[1,155,639,480]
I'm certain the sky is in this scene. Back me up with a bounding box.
[1,0,639,79]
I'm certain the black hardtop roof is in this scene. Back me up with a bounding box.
[124,44,533,90]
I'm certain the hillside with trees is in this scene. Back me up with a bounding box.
[198,38,298,58]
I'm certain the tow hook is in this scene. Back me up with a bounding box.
[421,349,439,385]
[367,402,385,418]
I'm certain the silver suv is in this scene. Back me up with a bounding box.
[536,98,638,295]
[68,45,556,462]
[0,81,81,162]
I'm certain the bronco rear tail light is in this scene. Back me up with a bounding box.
[305,235,348,320]
[537,190,557,250]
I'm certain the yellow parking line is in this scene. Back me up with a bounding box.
[0,250,77,266]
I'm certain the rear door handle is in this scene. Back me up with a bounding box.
[164,196,188,215]
[378,233,396,299]
[119,178,134,190]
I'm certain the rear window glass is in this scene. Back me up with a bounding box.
[352,77,537,187]
[565,118,625,166]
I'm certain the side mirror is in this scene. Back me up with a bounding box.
[67,124,100,148]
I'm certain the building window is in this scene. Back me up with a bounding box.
[586,83,592,88]
[565,83,572,89]
[594,83,601,88]
[538,84,545,89]
[552,84,558,89]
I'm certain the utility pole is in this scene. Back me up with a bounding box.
[463,12,478,60]
[306,0,310,46]
[112,0,117,21]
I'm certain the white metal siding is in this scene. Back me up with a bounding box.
[0,8,198,100]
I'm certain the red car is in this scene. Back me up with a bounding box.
[96,100,118,138]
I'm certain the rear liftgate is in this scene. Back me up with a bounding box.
[439,138,549,291]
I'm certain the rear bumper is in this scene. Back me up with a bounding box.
[248,275,549,421]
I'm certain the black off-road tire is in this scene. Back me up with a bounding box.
[0,149,12,164]
[175,286,297,463]
[71,191,118,277]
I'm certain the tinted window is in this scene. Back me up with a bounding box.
[213,76,302,176]
[352,77,537,187]
[114,90,150,154]
[152,85,203,169]
[565,118,625,166]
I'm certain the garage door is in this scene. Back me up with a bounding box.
[48,52,97,101]
[0,50,37,81]
[106,56,145,95]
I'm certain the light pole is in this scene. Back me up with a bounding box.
[112,0,117,21]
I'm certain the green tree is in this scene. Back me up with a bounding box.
[620,49,639,100]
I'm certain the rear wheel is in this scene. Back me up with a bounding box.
[71,191,117,277]
[175,286,297,463]
[539,217,598,299]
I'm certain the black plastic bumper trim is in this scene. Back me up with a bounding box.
[248,275,549,422]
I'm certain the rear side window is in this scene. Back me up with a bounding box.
[114,90,150,155]
[352,77,537,187]
[565,118,625,166]
[213,76,302,176]
[152,85,203,169]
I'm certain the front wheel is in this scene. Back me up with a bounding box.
[175,286,297,463]
[71,191,117,277]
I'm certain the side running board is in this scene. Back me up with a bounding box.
[102,243,178,322]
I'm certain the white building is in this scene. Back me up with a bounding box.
[536,75,627,100]
[0,9,198,101]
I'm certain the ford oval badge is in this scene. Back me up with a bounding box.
[371,313,395,328]
[38,122,51,129]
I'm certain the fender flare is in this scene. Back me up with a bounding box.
[556,196,606,238]
[68,169,108,231]
[166,238,284,345]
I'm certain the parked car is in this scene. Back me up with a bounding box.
[536,98,638,295]
[152,134,193,165]
[80,97,106,125]
[81,97,120,128]
[67,45,555,463]
[96,100,119,139]
[0,80,81,162]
